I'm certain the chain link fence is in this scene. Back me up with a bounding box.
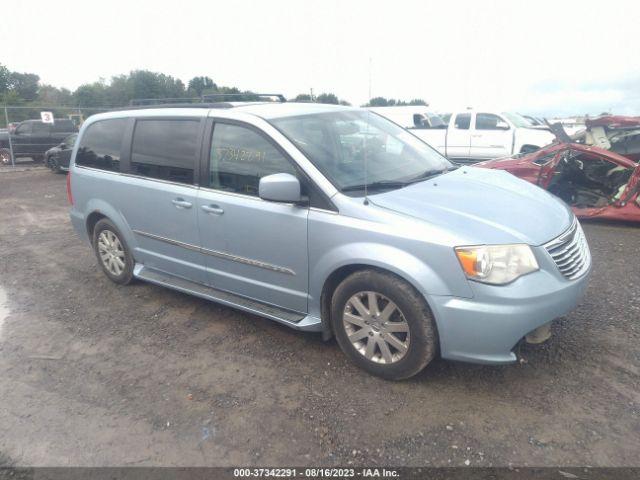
[1,105,112,168]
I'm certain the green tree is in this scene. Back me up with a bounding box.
[38,84,73,105]
[104,70,187,105]
[188,76,217,97]
[293,93,313,102]
[315,93,339,104]
[74,81,109,107]
[364,97,427,107]
[8,71,40,101]
[0,64,10,95]
[367,96,393,107]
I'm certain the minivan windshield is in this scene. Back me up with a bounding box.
[271,110,453,194]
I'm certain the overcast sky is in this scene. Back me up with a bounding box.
[3,0,639,116]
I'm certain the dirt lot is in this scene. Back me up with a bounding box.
[0,168,638,467]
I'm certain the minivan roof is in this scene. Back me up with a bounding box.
[232,102,353,118]
[89,102,355,123]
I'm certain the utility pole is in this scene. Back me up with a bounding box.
[3,105,15,167]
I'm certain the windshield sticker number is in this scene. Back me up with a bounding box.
[217,147,266,163]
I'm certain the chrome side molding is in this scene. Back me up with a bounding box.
[132,229,296,275]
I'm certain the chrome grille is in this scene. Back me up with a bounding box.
[544,218,591,280]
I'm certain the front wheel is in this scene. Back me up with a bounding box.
[331,270,438,380]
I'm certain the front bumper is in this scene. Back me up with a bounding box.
[428,248,591,364]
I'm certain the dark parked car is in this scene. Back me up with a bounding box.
[45,133,78,173]
[0,119,78,165]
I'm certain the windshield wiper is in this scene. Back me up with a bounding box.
[341,166,458,193]
[406,165,458,184]
[341,180,409,192]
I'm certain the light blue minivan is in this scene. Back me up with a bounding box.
[68,101,591,379]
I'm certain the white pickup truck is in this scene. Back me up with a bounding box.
[371,108,556,164]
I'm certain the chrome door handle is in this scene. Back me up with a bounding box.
[201,204,224,215]
[172,198,193,209]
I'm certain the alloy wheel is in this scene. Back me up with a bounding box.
[342,291,410,364]
[97,230,126,276]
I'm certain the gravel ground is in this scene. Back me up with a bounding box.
[0,169,638,467]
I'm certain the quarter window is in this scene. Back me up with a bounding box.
[131,119,200,184]
[454,113,471,130]
[208,123,297,196]
[76,118,127,172]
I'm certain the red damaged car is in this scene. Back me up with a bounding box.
[477,117,640,222]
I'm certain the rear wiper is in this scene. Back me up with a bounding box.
[341,180,409,192]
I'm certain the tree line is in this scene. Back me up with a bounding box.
[1,63,427,123]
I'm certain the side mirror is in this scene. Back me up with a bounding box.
[259,173,302,203]
[496,121,510,130]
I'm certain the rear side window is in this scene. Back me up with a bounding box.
[76,119,127,172]
[454,113,471,130]
[208,123,297,196]
[52,120,76,133]
[32,122,50,134]
[476,113,509,130]
[131,119,200,185]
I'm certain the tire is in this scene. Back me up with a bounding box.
[92,219,135,285]
[0,148,11,166]
[52,157,63,174]
[331,269,438,380]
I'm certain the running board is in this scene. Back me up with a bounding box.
[133,264,322,332]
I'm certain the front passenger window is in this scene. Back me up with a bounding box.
[209,123,297,196]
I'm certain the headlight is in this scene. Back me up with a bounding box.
[454,244,539,285]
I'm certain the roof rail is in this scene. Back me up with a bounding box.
[202,93,286,103]
[118,102,235,111]
[129,93,286,106]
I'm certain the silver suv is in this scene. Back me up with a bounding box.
[68,101,591,379]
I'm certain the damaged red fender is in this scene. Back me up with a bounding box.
[476,142,640,223]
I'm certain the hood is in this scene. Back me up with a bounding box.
[369,167,572,246]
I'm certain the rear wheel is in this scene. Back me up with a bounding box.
[0,148,12,166]
[93,219,134,285]
[331,270,438,380]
